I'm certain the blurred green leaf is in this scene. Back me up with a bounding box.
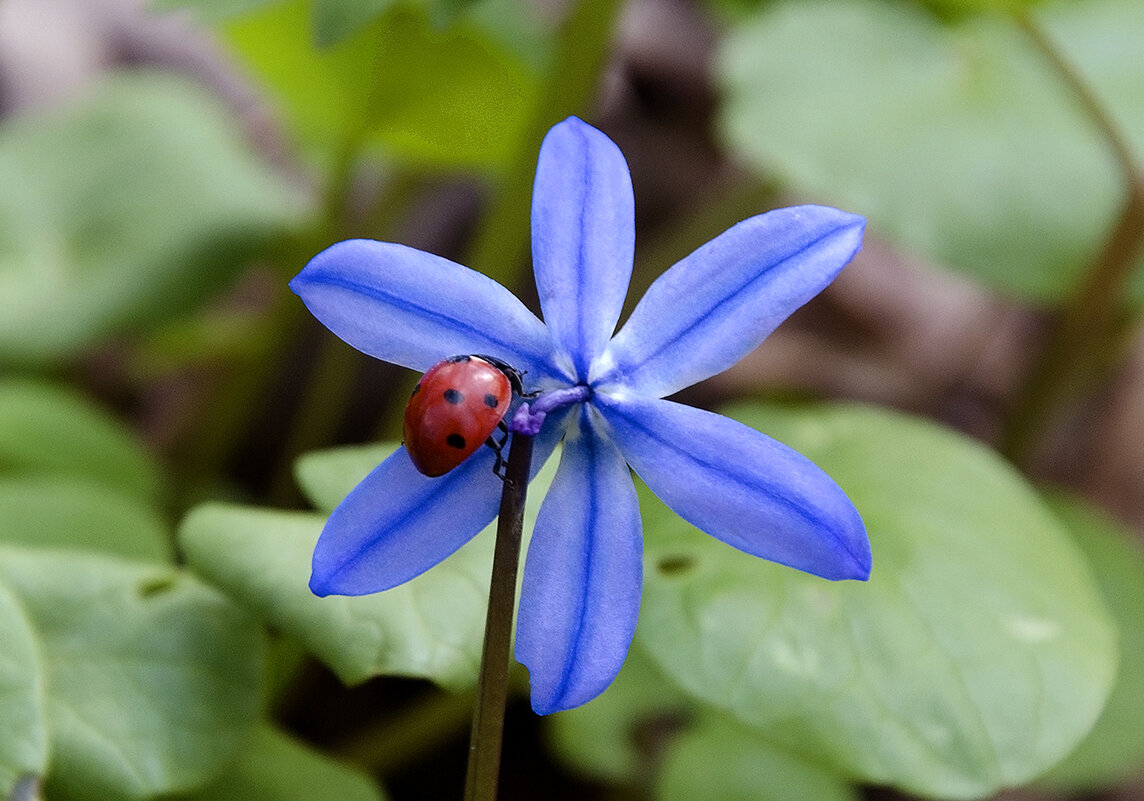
[717,0,1144,302]
[311,0,395,46]
[0,548,263,801]
[1037,493,1144,790]
[0,581,48,798]
[639,403,1115,799]
[181,441,559,688]
[917,0,1048,15]
[0,378,161,502]
[656,715,858,801]
[0,477,170,561]
[179,504,493,688]
[224,0,541,169]
[294,443,398,510]
[0,72,305,364]
[548,644,693,785]
[173,724,387,801]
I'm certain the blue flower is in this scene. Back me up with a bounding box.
[290,116,870,714]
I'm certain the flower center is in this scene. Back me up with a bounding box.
[508,384,591,436]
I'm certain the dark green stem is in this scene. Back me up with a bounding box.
[1000,14,1144,467]
[463,433,534,801]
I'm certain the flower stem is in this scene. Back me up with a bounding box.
[463,433,534,801]
[1000,12,1144,467]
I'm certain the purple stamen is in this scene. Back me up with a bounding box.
[509,385,591,436]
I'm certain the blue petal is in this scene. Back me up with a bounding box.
[595,393,870,581]
[531,117,635,381]
[598,206,864,397]
[515,407,643,714]
[309,445,503,596]
[291,239,555,378]
[310,412,572,596]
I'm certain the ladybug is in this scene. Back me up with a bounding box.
[403,354,524,478]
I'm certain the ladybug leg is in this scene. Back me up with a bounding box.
[486,420,511,481]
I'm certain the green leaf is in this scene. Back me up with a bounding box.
[548,644,693,784]
[179,504,492,688]
[0,548,263,801]
[1037,493,1144,789]
[0,581,48,798]
[223,0,541,169]
[311,0,396,46]
[0,378,161,501]
[294,443,399,511]
[173,724,387,801]
[181,442,560,688]
[0,72,304,364]
[0,477,170,562]
[639,403,1116,799]
[656,715,858,801]
[716,0,1144,302]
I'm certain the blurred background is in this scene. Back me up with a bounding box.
[0,0,1141,799]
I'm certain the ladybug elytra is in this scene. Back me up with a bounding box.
[403,355,524,478]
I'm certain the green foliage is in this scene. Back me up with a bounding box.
[0,379,161,502]
[717,0,1144,302]
[0,582,48,797]
[180,504,491,687]
[656,716,858,801]
[222,0,543,169]
[311,0,397,46]
[548,645,694,784]
[172,725,387,801]
[551,643,857,799]
[0,477,170,561]
[1037,493,1144,790]
[0,72,304,366]
[0,548,264,800]
[179,441,560,688]
[638,402,1116,799]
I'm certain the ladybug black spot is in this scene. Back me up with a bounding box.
[446,433,466,450]
[483,393,499,409]
[443,388,464,404]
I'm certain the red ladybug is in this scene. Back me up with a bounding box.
[403,355,523,478]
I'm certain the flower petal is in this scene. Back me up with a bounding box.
[515,407,643,714]
[595,393,870,581]
[599,205,864,397]
[290,239,554,378]
[531,117,635,381]
[309,445,503,596]
[310,413,571,597]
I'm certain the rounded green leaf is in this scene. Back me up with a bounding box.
[0,72,304,364]
[179,504,489,687]
[174,725,388,801]
[0,581,48,798]
[0,548,263,801]
[294,443,397,511]
[548,644,693,784]
[0,477,170,562]
[1037,493,1144,790]
[182,442,559,688]
[657,716,857,801]
[0,378,161,502]
[639,403,1115,799]
[717,0,1144,302]
[223,0,541,169]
